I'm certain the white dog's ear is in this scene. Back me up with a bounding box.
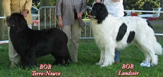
[94,3,108,24]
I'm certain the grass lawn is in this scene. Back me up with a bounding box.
[0,20,163,77]
[0,39,163,77]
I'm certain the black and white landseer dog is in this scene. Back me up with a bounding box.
[89,3,162,67]
[7,13,71,68]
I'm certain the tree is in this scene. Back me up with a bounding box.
[124,0,160,10]
[33,0,40,7]
[40,0,55,22]
[0,0,5,40]
[87,0,94,6]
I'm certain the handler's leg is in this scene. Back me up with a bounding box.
[8,28,19,68]
[71,20,81,62]
[62,25,71,48]
[115,50,120,63]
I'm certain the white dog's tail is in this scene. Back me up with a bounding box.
[154,42,163,55]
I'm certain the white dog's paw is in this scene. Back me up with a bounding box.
[100,64,109,68]
[151,61,158,66]
[100,62,112,67]
[96,62,103,65]
[151,55,158,66]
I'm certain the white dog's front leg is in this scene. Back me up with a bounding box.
[101,46,115,67]
[96,49,105,65]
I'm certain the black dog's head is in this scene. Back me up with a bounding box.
[7,13,28,28]
[89,3,108,24]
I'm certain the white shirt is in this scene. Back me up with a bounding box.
[104,0,124,17]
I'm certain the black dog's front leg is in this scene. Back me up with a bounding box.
[21,54,36,68]
[20,57,28,69]
[53,56,64,65]
[26,54,37,68]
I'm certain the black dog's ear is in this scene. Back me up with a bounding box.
[20,15,27,26]
[16,13,28,28]
[97,4,108,24]
[9,13,28,28]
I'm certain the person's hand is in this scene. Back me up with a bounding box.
[23,9,29,17]
[96,0,101,3]
[57,16,63,29]
[6,16,10,25]
[112,0,120,2]
[77,12,83,19]
[88,15,93,19]
[58,19,63,28]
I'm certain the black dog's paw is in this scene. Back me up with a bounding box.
[53,60,70,66]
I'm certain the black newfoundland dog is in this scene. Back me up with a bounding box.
[7,13,71,68]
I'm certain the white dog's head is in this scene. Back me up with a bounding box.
[90,3,108,24]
